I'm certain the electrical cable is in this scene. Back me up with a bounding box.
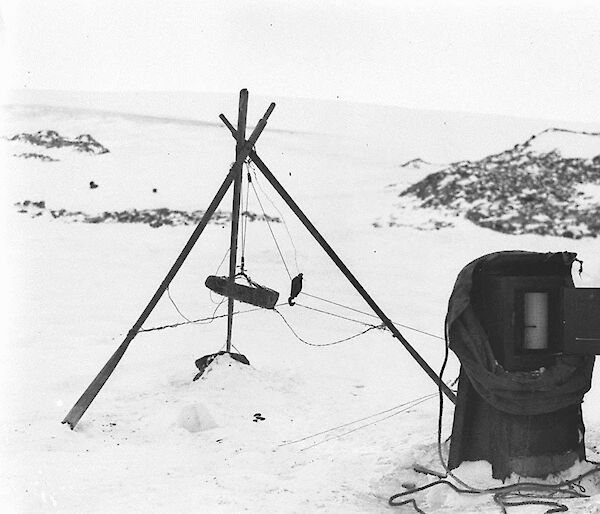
[388,477,590,512]
[139,301,288,333]
[273,307,384,347]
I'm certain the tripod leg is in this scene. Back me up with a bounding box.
[62,168,237,429]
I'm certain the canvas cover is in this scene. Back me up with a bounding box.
[446,251,595,415]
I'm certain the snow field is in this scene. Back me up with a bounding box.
[2,93,600,513]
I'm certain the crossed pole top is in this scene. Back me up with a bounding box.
[221,95,276,160]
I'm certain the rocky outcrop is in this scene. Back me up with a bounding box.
[14,200,280,229]
[9,130,109,154]
[399,158,433,169]
[13,152,59,162]
[395,129,600,238]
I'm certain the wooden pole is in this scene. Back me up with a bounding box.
[62,95,278,429]
[220,114,455,403]
[226,89,248,352]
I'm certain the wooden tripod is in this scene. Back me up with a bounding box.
[62,89,455,430]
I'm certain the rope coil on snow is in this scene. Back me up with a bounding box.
[387,305,600,514]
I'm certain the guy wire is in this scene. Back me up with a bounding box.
[138,299,289,334]
[249,162,301,274]
[301,291,445,341]
[249,173,292,279]
[167,286,193,323]
[301,394,437,451]
[280,392,439,448]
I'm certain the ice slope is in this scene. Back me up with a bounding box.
[2,91,600,513]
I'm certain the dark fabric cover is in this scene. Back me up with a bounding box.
[446,251,595,415]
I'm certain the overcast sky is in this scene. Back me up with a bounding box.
[2,0,599,122]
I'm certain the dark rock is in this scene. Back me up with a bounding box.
[397,128,600,238]
[9,130,109,154]
[13,152,59,162]
[14,201,282,228]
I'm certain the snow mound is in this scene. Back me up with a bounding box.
[523,128,600,159]
[400,158,435,170]
[195,352,252,381]
[177,403,217,433]
[392,158,448,186]
[390,128,600,238]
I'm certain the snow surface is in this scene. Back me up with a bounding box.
[576,184,600,208]
[2,91,600,513]
[526,129,600,159]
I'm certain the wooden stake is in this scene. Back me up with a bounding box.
[226,89,248,352]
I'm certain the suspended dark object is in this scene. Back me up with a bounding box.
[205,275,279,309]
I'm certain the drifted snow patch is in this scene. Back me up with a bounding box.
[177,403,217,433]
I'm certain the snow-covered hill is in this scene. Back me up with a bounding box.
[391,129,600,238]
[2,91,600,513]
